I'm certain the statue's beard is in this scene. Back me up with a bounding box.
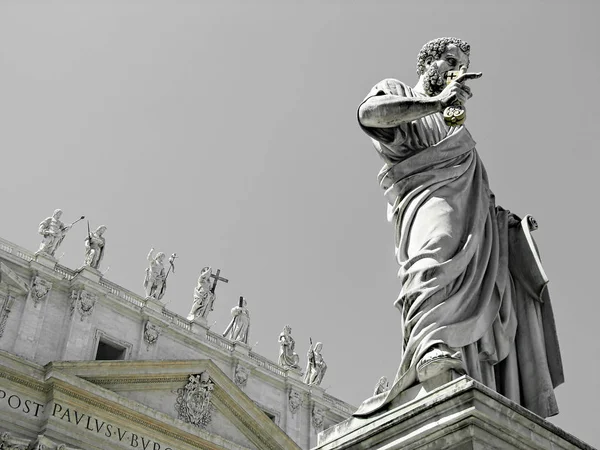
[422,64,446,96]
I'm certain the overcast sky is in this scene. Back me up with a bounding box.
[1,0,598,446]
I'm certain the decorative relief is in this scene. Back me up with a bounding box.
[70,289,97,320]
[312,406,324,430]
[174,372,214,428]
[289,390,302,416]
[373,376,390,396]
[234,364,249,388]
[0,295,15,339]
[31,276,52,307]
[143,321,161,350]
[0,431,26,449]
[0,432,72,450]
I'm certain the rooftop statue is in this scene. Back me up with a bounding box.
[188,267,228,322]
[144,248,176,301]
[303,340,327,386]
[187,267,215,321]
[36,209,84,257]
[84,224,107,270]
[278,325,300,369]
[355,37,563,418]
[223,296,250,344]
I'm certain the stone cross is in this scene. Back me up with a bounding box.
[445,70,461,85]
[209,268,228,293]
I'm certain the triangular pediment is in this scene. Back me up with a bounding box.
[44,359,300,450]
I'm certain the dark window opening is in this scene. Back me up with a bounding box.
[263,410,276,423]
[95,340,126,360]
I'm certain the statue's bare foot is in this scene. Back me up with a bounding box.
[416,346,465,383]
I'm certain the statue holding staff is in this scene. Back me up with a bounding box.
[36,209,84,257]
[355,37,563,418]
[144,248,176,301]
[84,223,107,270]
[303,339,327,386]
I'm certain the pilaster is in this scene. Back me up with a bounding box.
[13,275,52,360]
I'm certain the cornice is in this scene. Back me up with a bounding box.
[51,383,219,450]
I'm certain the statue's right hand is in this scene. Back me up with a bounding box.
[436,72,481,108]
[436,82,472,108]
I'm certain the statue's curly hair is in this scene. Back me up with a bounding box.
[416,37,470,75]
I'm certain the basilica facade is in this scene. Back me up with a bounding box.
[0,235,353,450]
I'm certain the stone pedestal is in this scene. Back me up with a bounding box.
[75,265,102,283]
[144,297,164,313]
[315,376,593,450]
[190,316,209,335]
[34,252,57,269]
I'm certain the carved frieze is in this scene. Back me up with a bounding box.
[289,390,302,416]
[234,363,249,388]
[143,321,161,350]
[70,289,97,321]
[174,372,214,428]
[31,276,52,307]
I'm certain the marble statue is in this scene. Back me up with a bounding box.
[84,225,107,270]
[36,209,73,257]
[303,341,327,386]
[278,325,300,369]
[373,376,389,396]
[223,296,250,344]
[355,37,563,418]
[143,248,168,300]
[187,267,215,321]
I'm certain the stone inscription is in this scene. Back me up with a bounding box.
[0,389,44,418]
[0,388,177,449]
[52,402,173,450]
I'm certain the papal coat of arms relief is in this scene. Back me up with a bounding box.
[174,372,214,428]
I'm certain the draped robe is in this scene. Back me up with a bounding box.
[354,79,564,418]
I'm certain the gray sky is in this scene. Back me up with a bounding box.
[1,0,598,446]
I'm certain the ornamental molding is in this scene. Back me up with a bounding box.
[51,384,213,449]
[0,370,49,393]
[83,375,187,386]
[212,388,279,450]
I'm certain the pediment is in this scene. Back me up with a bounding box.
[44,359,299,450]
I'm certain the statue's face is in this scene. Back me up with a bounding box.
[427,44,469,75]
[53,209,63,219]
[422,44,470,96]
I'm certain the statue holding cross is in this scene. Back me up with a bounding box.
[187,266,229,322]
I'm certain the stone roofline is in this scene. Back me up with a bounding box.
[0,235,356,417]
